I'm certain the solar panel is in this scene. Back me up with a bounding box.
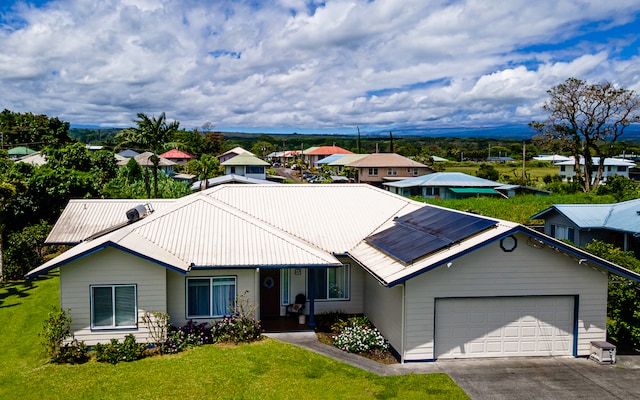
[365,206,497,264]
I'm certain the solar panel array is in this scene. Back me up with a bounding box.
[365,206,497,264]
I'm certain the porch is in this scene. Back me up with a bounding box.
[261,316,313,333]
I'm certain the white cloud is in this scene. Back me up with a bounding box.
[0,0,638,131]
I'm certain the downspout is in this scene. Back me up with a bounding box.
[401,282,406,363]
[308,268,316,327]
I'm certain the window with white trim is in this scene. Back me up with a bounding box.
[310,264,350,300]
[368,168,378,176]
[387,168,398,176]
[91,284,137,329]
[187,277,236,318]
[246,166,264,174]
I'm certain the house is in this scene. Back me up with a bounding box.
[531,199,640,256]
[533,154,572,163]
[27,185,640,362]
[555,157,635,183]
[384,172,506,199]
[303,145,353,166]
[15,151,47,166]
[159,149,196,165]
[344,153,433,186]
[116,151,176,176]
[384,172,549,199]
[326,154,368,175]
[266,150,300,167]
[218,147,254,163]
[117,149,140,158]
[220,153,270,180]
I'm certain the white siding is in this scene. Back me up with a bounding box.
[167,268,258,326]
[60,247,167,346]
[363,272,404,360]
[403,232,607,361]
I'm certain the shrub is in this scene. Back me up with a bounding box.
[213,315,262,344]
[333,325,388,354]
[95,334,146,364]
[162,320,213,354]
[40,307,89,364]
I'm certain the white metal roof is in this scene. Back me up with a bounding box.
[203,184,422,253]
[45,199,177,244]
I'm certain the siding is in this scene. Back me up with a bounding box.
[167,268,258,326]
[403,232,607,361]
[60,247,167,345]
[363,272,404,360]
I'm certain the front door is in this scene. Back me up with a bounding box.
[259,269,280,318]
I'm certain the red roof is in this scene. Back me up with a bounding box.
[159,149,196,159]
[306,146,353,155]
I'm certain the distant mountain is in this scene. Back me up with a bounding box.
[367,124,640,141]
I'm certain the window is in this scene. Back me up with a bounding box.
[281,269,290,306]
[246,166,264,174]
[91,284,137,329]
[187,277,236,318]
[310,264,350,300]
[425,187,440,197]
[387,168,398,176]
[560,166,566,172]
[551,225,575,242]
[413,168,419,175]
[617,166,627,172]
[230,166,236,174]
[368,168,378,176]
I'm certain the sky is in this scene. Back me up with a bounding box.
[0,0,639,134]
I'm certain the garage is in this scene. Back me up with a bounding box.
[435,296,575,359]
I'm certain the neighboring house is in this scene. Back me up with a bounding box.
[190,174,279,191]
[27,185,640,362]
[531,199,640,256]
[533,154,572,163]
[315,154,348,167]
[555,157,635,183]
[384,172,548,199]
[159,149,196,165]
[220,153,269,180]
[267,150,300,166]
[345,153,433,186]
[303,145,353,166]
[116,151,176,176]
[8,146,36,159]
[326,154,368,175]
[384,172,506,199]
[15,151,47,166]
[218,147,254,163]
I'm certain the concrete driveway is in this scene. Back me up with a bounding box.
[435,356,640,400]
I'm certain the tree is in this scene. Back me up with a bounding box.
[116,113,180,198]
[531,78,640,192]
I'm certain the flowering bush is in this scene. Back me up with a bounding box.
[333,325,388,354]
[162,320,213,354]
[213,315,262,344]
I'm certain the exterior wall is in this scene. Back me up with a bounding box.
[541,213,584,246]
[402,232,608,361]
[223,165,266,180]
[363,271,404,359]
[357,167,431,184]
[560,164,631,182]
[167,268,258,326]
[60,247,167,346]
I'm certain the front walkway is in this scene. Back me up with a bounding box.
[265,332,640,400]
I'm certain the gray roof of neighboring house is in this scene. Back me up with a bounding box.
[555,157,635,166]
[117,149,140,158]
[316,154,348,165]
[190,174,278,191]
[327,154,368,166]
[530,199,640,234]
[384,172,500,188]
[116,151,176,167]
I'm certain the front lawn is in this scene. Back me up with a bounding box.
[0,275,469,399]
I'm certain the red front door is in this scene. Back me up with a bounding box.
[259,269,280,318]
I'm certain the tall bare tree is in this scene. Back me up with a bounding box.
[117,113,180,198]
[531,77,640,191]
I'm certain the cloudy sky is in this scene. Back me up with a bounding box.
[1,0,639,133]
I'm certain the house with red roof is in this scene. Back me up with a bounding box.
[303,145,353,166]
[159,149,196,165]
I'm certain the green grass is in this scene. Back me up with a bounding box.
[0,275,469,400]
[441,161,559,188]
[421,193,617,225]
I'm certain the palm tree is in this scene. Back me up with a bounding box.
[117,113,180,198]
[186,154,222,190]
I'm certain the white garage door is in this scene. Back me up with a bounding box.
[435,296,574,359]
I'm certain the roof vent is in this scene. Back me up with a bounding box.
[126,204,149,223]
